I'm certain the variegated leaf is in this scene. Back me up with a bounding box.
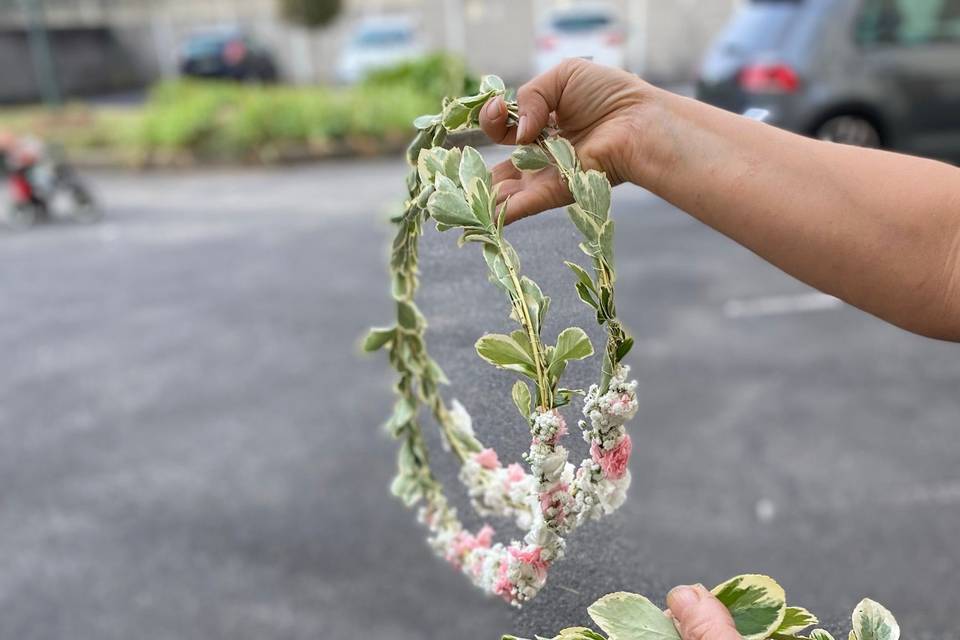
[548,327,594,379]
[512,380,532,419]
[512,145,552,171]
[427,190,479,228]
[545,137,578,173]
[778,606,819,635]
[711,575,786,640]
[587,592,681,640]
[851,599,899,640]
[475,333,537,377]
[363,327,395,352]
[809,629,837,640]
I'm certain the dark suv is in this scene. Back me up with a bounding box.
[179,28,278,82]
[697,0,960,160]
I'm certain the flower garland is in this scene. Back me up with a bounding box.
[364,75,639,606]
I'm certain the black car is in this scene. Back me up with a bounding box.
[179,28,278,82]
[697,0,960,161]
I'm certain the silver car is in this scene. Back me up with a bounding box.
[697,0,960,161]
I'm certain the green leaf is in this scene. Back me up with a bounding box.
[413,113,441,130]
[545,137,578,173]
[711,575,786,640]
[599,220,616,271]
[548,327,594,379]
[442,100,473,130]
[809,630,837,640]
[483,244,516,295]
[566,261,597,292]
[614,336,634,362]
[571,170,612,222]
[397,301,424,331]
[417,148,447,185]
[512,145,552,171]
[460,146,491,192]
[588,592,681,640]
[516,276,549,332]
[384,397,416,436]
[568,204,601,242]
[778,607,819,636]
[512,380,532,419]
[480,75,506,93]
[406,129,432,165]
[443,147,463,183]
[475,333,536,376]
[427,190,480,228]
[467,179,494,229]
[363,327,395,352]
[851,599,899,640]
[555,629,607,640]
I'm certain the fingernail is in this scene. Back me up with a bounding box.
[517,114,529,142]
[667,585,701,610]
[484,97,503,119]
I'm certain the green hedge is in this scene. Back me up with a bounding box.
[135,53,477,161]
[0,54,478,165]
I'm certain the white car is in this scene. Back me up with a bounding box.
[535,3,626,75]
[336,17,424,84]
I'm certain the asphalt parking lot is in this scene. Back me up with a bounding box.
[1,154,958,639]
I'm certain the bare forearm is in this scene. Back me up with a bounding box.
[632,87,960,341]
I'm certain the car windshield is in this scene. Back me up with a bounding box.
[551,13,614,33]
[720,0,802,51]
[184,35,230,56]
[354,26,412,47]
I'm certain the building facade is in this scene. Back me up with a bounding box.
[0,0,742,100]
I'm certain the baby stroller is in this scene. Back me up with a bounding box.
[2,134,102,229]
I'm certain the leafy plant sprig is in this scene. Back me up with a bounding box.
[504,574,900,640]
[364,75,642,604]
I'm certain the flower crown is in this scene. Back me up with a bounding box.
[364,76,639,606]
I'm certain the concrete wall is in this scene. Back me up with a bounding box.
[0,26,141,103]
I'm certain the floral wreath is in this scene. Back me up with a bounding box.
[364,75,639,606]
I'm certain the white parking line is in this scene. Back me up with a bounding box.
[724,292,843,319]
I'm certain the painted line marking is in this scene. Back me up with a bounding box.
[723,292,843,319]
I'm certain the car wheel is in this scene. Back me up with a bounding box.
[815,115,881,148]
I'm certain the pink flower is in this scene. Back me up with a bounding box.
[509,545,549,580]
[506,463,526,483]
[493,561,514,601]
[538,483,569,525]
[591,434,633,480]
[474,448,501,470]
[475,525,495,548]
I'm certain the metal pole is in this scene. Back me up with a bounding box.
[17,0,62,106]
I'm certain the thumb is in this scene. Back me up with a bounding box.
[667,584,742,640]
[514,59,585,144]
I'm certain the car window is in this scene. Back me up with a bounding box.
[717,1,802,53]
[550,13,614,33]
[354,27,412,47]
[858,0,960,45]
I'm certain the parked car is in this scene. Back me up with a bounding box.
[179,27,278,82]
[535,3,626,75]
[336,17,424,84]
[697,0,960,160]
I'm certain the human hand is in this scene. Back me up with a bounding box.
[666,584,742,640]
[479,59,651,224]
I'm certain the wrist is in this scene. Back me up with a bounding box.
[621,83,681,193]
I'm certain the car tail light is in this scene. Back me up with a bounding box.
[738,63,800,94]
[605,32,624,46]
[9,174,32,203]
[537,36,557,50]
[223,40,247,65]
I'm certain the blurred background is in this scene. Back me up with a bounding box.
[1,1,959,639]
